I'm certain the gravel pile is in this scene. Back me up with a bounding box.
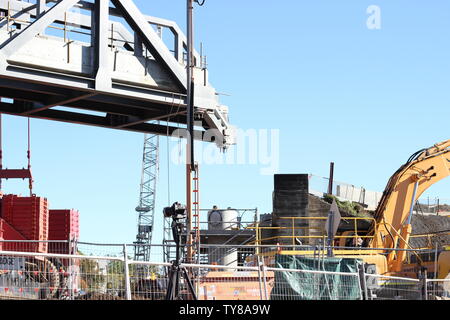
[410,214,450,248]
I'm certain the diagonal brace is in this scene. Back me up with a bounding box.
[0,0,81,58]
[21,92,96,115]
[110,0,187,91]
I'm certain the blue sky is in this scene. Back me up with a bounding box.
[2,1,450,257]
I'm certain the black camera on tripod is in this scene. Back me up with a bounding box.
[163,202,187,220]
[162,202,198,300]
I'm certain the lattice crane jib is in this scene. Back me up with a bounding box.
[134,133,159,262]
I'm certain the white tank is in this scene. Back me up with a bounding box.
[208,208,239,230]
[208,247,238,268]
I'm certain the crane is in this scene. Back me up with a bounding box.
[133,133,159,264]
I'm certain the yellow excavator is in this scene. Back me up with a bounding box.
[341,139,450,277]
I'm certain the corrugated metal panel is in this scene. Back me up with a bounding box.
[48,209,79,254]
[1,195,49,253]
[0,217,44,252]
[48,209,79,240]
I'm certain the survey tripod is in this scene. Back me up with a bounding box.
[165,216,197,300]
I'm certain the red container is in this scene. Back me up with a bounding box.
[48,209,79,254]
[1,194,49,253]
[0,217,28,252]
[0,218,46,253]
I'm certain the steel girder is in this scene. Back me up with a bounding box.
[0,0,235,147]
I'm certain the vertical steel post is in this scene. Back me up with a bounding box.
[186,0,195,169]
[123,244,132,300]
[0,113,2,191]
[358,263,368,300]
[261,262,269,300]
[37,0,46,17]
[434,243,439,279]
[27,118,32,196]
[69,238,74,300]
[93,0,110,91]
[327,210,334,257]
[327,162,335,195]
[256,255,264,300]
[420,269,428,300]
[186,0,195,263]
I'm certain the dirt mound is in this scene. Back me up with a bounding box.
[410,215,450,248]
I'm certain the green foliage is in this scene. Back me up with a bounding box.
[79,258,106,290]
[322,194,371,218]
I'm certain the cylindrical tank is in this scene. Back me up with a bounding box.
[208,208,239,231]
[207,207,239,268]
[208,247,238,268]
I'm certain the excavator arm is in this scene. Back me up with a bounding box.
[368,140,450,271]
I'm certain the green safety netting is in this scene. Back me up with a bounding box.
[270,255,363,300]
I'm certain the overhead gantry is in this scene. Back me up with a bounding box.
[0,0,235,148]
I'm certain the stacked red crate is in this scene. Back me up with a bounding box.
[1,194,49,253]
[48,209,79,254]
[0,217,28,252]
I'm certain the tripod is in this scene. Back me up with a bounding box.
[165,217,197,300]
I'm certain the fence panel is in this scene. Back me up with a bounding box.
[364,274,421,300]
[427,279,450,300]
[266,267,362,300]
[0,242,437,300]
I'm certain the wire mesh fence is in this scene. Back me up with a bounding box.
[267,267,362,300]
[364,274,421,300]
[0,241,445,300]
[426,279,450,300]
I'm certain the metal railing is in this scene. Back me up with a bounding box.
[250,216,377,246]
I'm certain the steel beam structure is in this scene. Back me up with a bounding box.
[0,0,235,148]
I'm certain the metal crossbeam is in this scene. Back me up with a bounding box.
[0,0,235,147]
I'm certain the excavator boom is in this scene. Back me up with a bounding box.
[369,139,450,271]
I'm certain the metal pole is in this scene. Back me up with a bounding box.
[256,255,264,300]
[186,0,195,169]
[0,113,2,191]
[123,244,132,300]
[27,117,32,196]
[185,0,193,263]
[327,210,334,257]
[327,162,334,195]
[434,243,439,279]
[407,181,419,225]
[261,263,269,300]
[420,269,428,300]
[358,263,368,300]
[437,198,440,216]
